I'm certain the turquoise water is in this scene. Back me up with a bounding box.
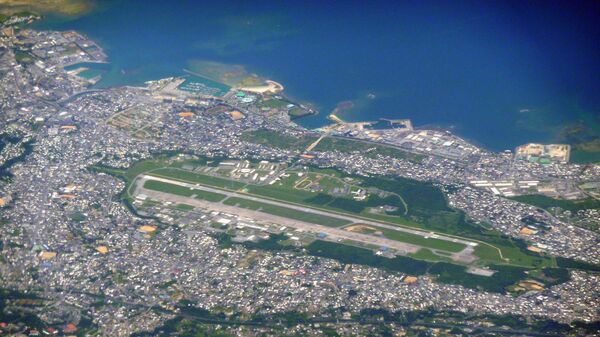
[32,0,600,150]
[63,62,110,71]
[64,61,110,79]
[178,75,231,97]
[78,69,103,79]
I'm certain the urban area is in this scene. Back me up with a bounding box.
[0,12,599,337]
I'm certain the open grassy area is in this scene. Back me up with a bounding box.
[510,194,600,212]
[175,204,195,211]
[90,155,173,183]
[306,240,538,294]
[372,226,466,252]
[150,168,246,190]
[408,248,453,262]
[245,173,416,218]
[247,182,313,204]
[257,99,312,119]
[14,51,34,64]
[288,107,310,118]
[314,136,423,162]
[241,129,422,162]
[143,180,226,202]
[473,241,549,267]
[223,197,351,227]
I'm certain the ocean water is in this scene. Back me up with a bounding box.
[32,0,600,151]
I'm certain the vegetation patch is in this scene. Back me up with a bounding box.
[314,137,423,162]
[510,194,600,212]
[143,180,226,202]
[372,226,466,253]
[306,240,547,293]
[223,197,350,227]
[175,203,195,211]
[241,129,422,162]
[151,168,246,190]
[408,248,453,262]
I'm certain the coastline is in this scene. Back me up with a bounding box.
[22,7,599,159]
[238,80,284,94]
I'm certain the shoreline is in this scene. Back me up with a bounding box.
[237,80,284,94]
[26,15,588,158]
[182,68,226,85]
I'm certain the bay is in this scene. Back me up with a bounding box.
[32,0,600,151]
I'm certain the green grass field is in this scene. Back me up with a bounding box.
[246,173,411,217]
[150,168,247,190]
[314,137,423,162]
[143,180,226,202]
[371,226,466,252]
[471,236,553,268]
[175,204,195,211]
[223,197,351,227]
[510,194,600,212]
[408,248,453,262]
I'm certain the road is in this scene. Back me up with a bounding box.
[305,133,328,153]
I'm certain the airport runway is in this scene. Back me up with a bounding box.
[136,174,478,263]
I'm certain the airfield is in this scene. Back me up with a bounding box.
[120,158,498,266]
[88,154,560,273]
[134,174,479,263]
